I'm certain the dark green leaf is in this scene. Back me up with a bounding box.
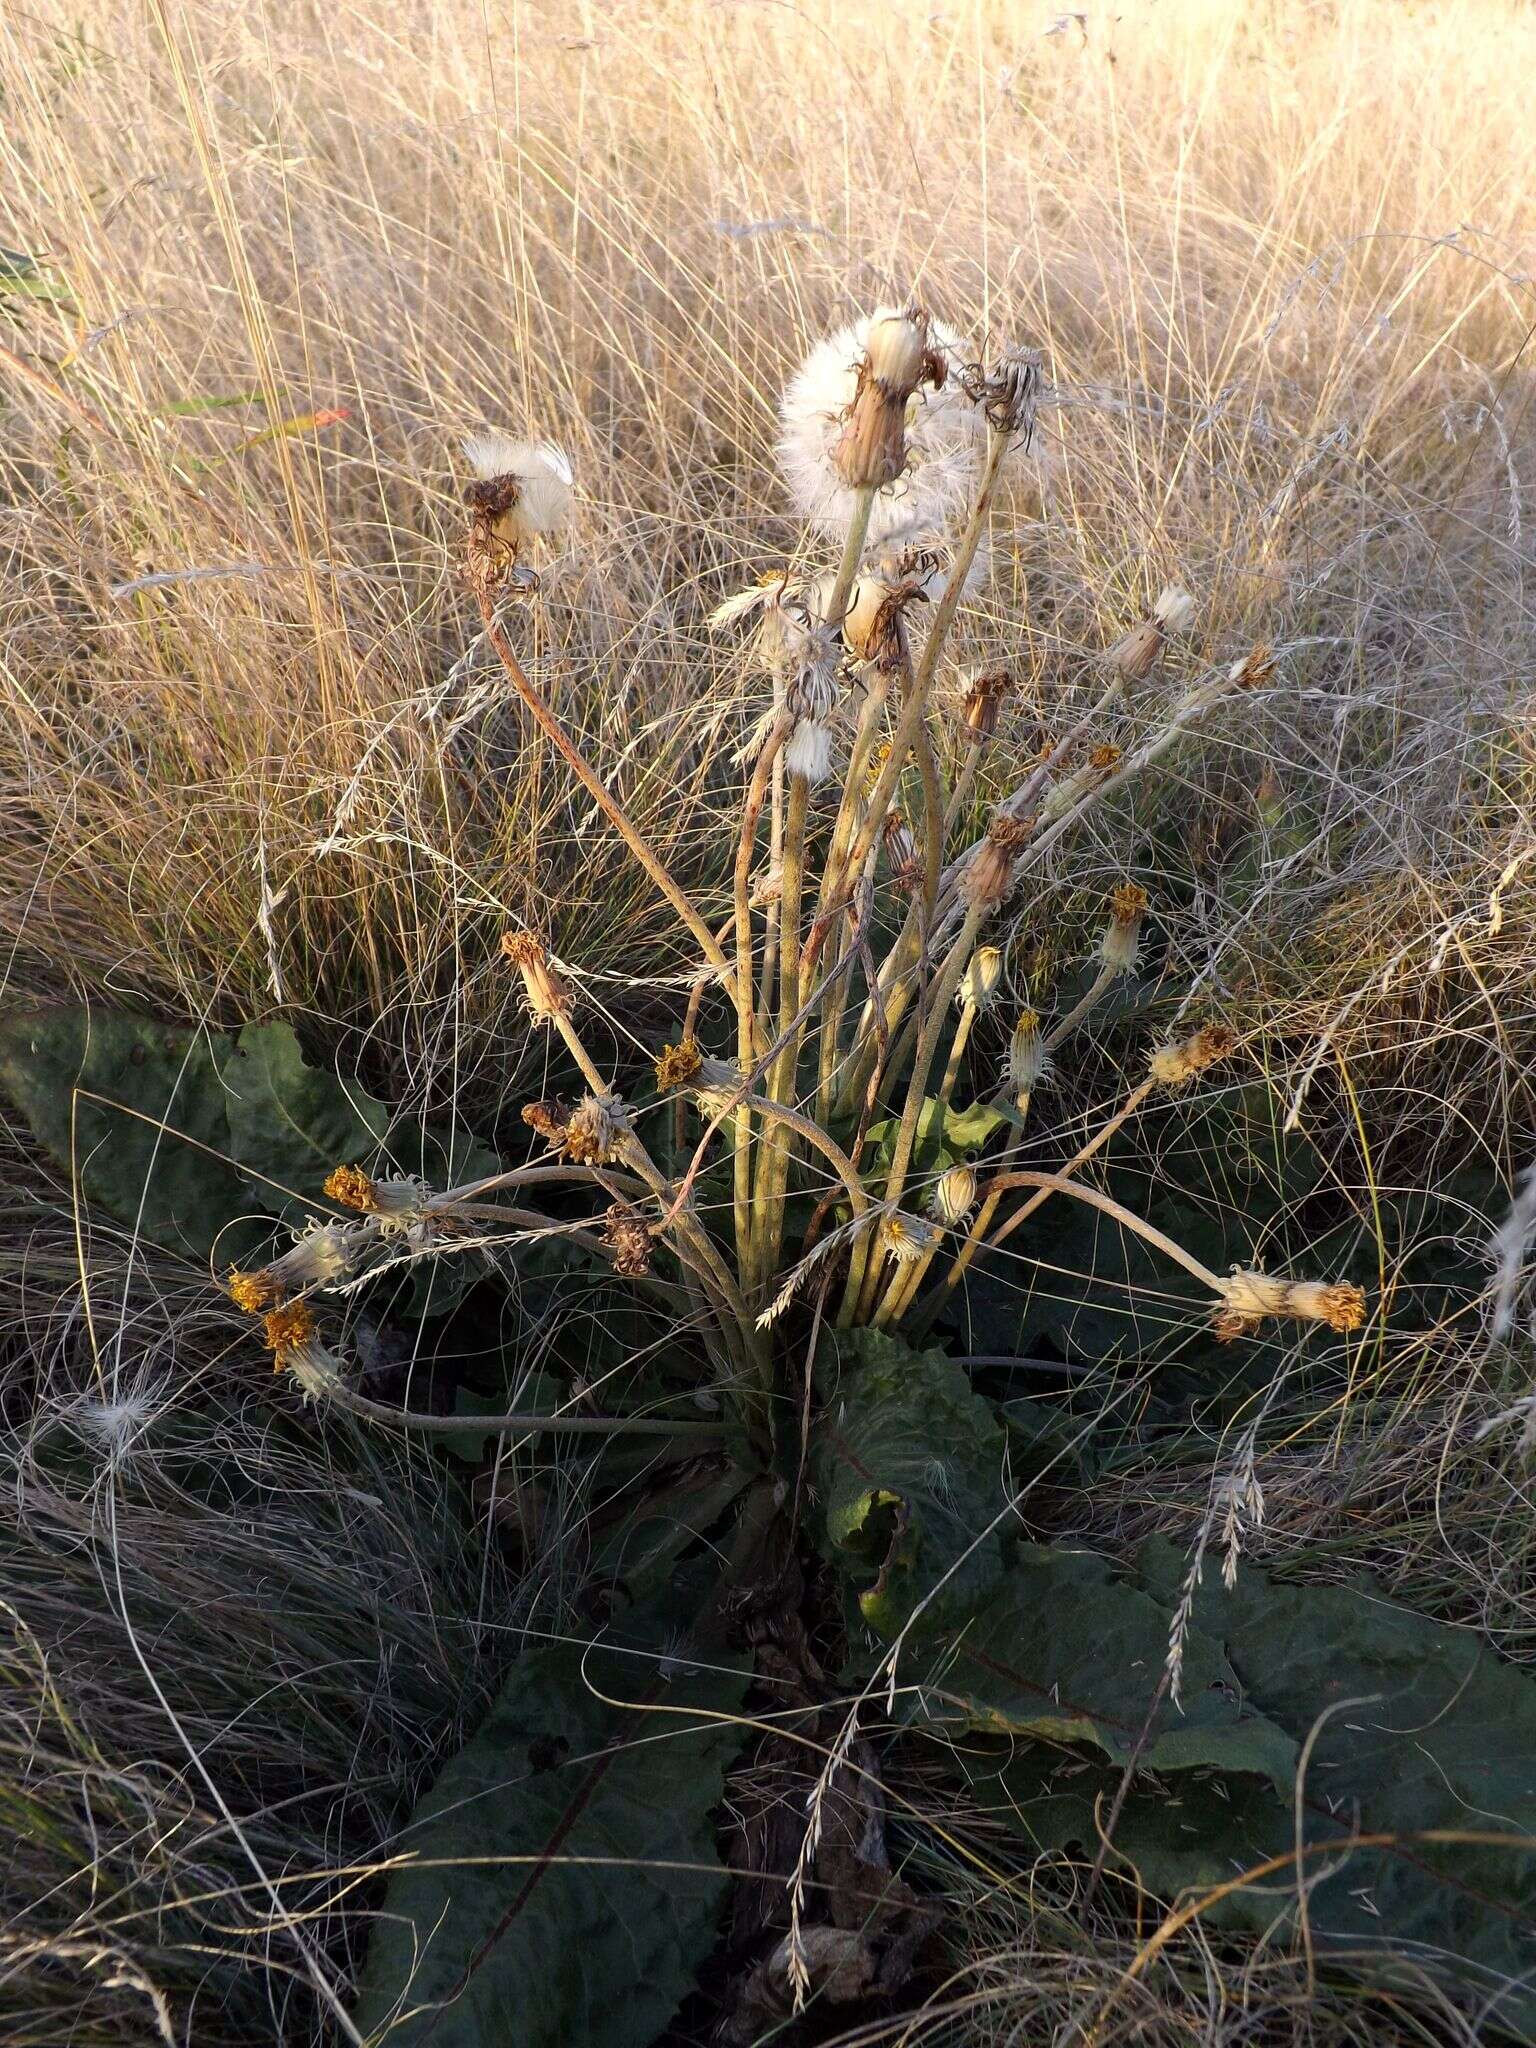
[922,1543,1295,1787]
[353,1610,749,2047]
[218,1022,388,1222]
[812,1328,1010,1635]
[864,1097,1006,1180]
[0,1007,257,1259]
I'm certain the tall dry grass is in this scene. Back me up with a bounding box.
[2,0,1535,2039]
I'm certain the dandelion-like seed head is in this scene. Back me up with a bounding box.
[959,946,1004,1013]
[1153,584,1197,635]
[785,718,838,787]
[500,928,570,1022]
[1148,1023,1237,1089]
[841,572,916,674]
[931,1163,978,1230]
[462,435,573,589]
[777,310,981,545]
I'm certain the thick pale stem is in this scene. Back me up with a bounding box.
[753,769,811,1292]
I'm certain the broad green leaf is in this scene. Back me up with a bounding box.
[812,1329,1010,1635]
[864,1097,1006,1181]
[353,1609,749,2047]
[0,1008,257,1259]
[217,1022,388,1221]
[921,1543,1295,1788]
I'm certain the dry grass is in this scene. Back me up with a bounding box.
[2,0,1535,2040]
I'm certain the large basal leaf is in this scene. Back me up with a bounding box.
[0,1008,257,1259]
[354,1611,749,2048]
[812,1329,1010,1636]
[1129,1541,1536,2025]
[921,1543,1295,1788]
[864,1096,1006,1181]
[218,1021,389,1221]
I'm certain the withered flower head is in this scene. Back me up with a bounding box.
[461,434,573,588]
[261,1299,343,1402]
[227,1268,276,1315]
[960,664,1014,741]
[654,1041,704,1092]
[1007,1008,1050,1103]
[958,945,1004,1013]
[602,1202,653,1279]
[841,572,917,674]
[501,929,570,1023]
[264,1220,358,1296]
[882,810,921,894]
[1228,644,1276,690]
[962,811,1032,912]
[522,1098,570,1146]
[1216,1269,1367,1335]
[785,719,838,788]
[1110,582,1197,687]
[1148,1023,1237,1089]
[961,346,1042,440]
[562,1092,633,1167]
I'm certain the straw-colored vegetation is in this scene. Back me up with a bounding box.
[2,0,1534,2041]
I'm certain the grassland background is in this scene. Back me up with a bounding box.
[1,0,1534,2039]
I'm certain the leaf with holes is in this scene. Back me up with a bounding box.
[353,1606,749,2047]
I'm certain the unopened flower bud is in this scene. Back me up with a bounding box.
[958,946,1004,1013]
[931,1163,978,1229]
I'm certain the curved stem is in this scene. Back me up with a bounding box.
[326,1383,726,1440]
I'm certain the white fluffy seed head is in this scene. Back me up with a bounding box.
[785,718,838,787]
[777,313,982,544]
[460,434,574,538]
[1153,583,1197,634]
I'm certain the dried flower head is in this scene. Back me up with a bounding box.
[960,664,1013,741]
[1110,583,1197,686]
[959,946,1004,1013]
[262,1300,316,1362]
[693,1058,746,1121]
[1100,882,1149,976]
[1228,644,1276,690]
[962,811,1032,911]
[830,308,948,492]
[324,1163,378,1214]
[562,1092,634,1167]
[1007,1009,1051,1103]
[654,1041,704,1092]
[750,861,783,909]
[1039,747,1121,823]
[931,1163,979,1229]
[602,1202,653,1279]
[358,1175,433,1240]
[841,571,919,674]
[462,435,573,585]
[522,1098,570,1146]
[1216,1269,1368,1335]
[882,810,921,894]
[501,929,570,1022]
[778,311,981,544]
[1148,1023,1237,1088]
[785,718,838,787]
[785,648,841,722]
[960,346,1042,440]
[881,1210,939,1264]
